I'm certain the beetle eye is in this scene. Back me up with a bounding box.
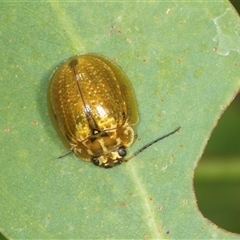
[118,146,127,158]
[92,157,99,166]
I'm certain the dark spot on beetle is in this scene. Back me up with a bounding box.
[122,111,126,120]
[118,29,122,34]
[234,62,238,67]
[69,59,78,68]
[93,129,100,135]
[89,131,108,142]
[166,231,170,234]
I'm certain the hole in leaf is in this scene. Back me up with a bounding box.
[194,93,240,234]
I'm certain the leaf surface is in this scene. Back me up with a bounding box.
[1,1,240,239]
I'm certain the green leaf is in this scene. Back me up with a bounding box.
[1,1,240,239]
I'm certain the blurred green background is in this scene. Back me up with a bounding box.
[194,0,240,234]
[0,1,240,239]
[194,94,240,234]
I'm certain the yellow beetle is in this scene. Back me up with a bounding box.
[48,54,180,168]
[48,54,139,168]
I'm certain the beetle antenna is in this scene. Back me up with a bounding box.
[125,127,180,161]
[58,151,72,159]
